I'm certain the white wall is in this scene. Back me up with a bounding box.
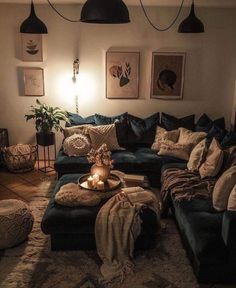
[0,3,236,149]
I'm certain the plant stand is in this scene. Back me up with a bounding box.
[36,133,56,174]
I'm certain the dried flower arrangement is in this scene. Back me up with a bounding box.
[87,144,113,168]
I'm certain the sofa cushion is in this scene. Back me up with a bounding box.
[227,184,236,211]
[126,113,160,148]
[187,139,208,172]
[173,198,227,264]
[161,113,195,131]
[213,166,236,211]
[221,132,236,148]
[88,124,122,151]
[151,126,179,151]
[195,114,225,133]
[178,128,206,147]
[207,125,227,143]
[94,113,128,125]
[67,113,95,126]
[199,138,224,178]
[63,134,91,157]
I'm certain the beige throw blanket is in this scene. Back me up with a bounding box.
[95,186,160,284]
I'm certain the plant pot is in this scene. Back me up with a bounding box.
[90,164,110,182]
[36,132,55,146]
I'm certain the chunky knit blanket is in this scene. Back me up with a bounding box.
[95,186,160,285]
[161,168,216,214]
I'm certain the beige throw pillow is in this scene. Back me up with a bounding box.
[158,142,192,161]
[187,139,208,172]
[228,184,236,211]
[151,126,179,151]
[178,128,206,147]
[212,166,236,211]
[88,124,122,151]
[63,124,91,138]
[63,133,90,157]
[199,138,224,179]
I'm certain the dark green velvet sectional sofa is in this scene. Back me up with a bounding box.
[51,112,236,284]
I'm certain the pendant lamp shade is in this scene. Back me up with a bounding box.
[20,0,48,34]
[80,0,130,24]
[178,2,204,33]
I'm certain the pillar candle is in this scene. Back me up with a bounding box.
[87,176,94,189]
[97,180,104,190]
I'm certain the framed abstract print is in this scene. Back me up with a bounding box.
[23,67,44,96]
[106,51,140,99]
[21,34,43,62]
[151,52,186,100]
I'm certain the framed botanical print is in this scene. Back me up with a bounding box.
[106,51,140,99]
[21,34,43,62]
[23,67,44,96]
[151,52,186,100]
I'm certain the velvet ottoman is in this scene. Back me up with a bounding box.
[41,174,159,251]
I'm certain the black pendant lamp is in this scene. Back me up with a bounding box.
[20,0,48,34]
[80,0,130,24]
[178,1,204,33]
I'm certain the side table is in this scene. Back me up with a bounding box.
[36,132,56,173]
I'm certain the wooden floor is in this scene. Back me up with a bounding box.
[0,162,56,203]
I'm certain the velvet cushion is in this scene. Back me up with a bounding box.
[213,166,236,211]
[195,114,225,133]
[94,113,128,125]
[207,125,227,143]
[161,113,195,131]
[126,113,160,147]
[67,113,95,127]
[221,132,236,148]
[187,139,208,172]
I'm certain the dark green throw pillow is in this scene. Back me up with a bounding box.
[94,113,128,125]
[161,113,195,131]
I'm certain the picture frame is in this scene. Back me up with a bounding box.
[21,34,43,62]
[151,52,186,100]
[106,51,140,99]
[23,67,45,96]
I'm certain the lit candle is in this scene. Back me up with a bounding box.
[87,176,94,189]
[97,180,104,190]
[92,174,99,187]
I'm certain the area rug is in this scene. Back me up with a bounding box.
[0,177,233,288]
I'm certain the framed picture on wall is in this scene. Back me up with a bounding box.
[106,51,140,99]
[23,67,45,96]
[21,34,43,62]
[151,52,186,100]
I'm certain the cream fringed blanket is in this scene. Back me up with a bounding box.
[95,186,160,284]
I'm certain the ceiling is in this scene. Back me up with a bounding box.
[1,0,236,7]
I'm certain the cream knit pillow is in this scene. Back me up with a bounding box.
[213,166,236,211]
[151,126,179,151]
[187,139,208,172]
[88,124,122,151]
[199,138,224,179]
[63,124,92,138]
[63,134,91,156]
[228,184,236,211]
[158,142,192,161]
[178,128,206,147]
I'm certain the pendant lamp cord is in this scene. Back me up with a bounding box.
[46,0,80,22]
[139,0,185,31]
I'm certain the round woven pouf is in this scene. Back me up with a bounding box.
[0,199,34,249]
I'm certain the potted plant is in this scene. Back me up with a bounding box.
[25,99,70,146]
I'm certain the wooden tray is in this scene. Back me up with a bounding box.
[78,173,121,192]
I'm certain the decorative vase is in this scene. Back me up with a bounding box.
[90,164,110,182]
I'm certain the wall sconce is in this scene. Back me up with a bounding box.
[73,59,79,114]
